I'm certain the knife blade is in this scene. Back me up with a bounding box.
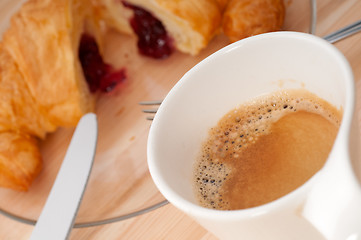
[30,113,98,240]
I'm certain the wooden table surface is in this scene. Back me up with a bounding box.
[1,0,361,239]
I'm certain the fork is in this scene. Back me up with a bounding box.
[139,18,361,119]
[139,100,162,120]
[323,18,361,43]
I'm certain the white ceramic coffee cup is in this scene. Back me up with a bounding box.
[147,32,361,240]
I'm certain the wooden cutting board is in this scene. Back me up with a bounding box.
[0,0,361,239]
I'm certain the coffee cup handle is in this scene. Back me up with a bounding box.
[302,113,361,239]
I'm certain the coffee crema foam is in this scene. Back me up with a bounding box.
[193,89,342,210]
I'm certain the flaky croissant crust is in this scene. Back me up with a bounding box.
[0,0,285,191]
[93,0,285,55]
[0,0,97,190]
[222,0,285,42]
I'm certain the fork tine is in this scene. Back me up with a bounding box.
[139,100,162,121]
[139,100,162,105]
[142,109,158,113]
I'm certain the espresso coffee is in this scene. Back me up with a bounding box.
[193,89,342,210]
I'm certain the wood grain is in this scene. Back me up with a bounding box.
[0,0,361,239]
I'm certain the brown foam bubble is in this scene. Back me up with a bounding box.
[193,89,342,210]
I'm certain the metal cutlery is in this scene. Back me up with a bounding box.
[30,113,98,240]
[324,19,361,43]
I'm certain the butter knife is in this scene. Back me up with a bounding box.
[30,113,98,240]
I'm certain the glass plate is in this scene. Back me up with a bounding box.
[0,0,317,227]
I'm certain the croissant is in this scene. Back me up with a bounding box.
[91,0,223,57]
[0,0,106,191]
[0,0,285,191]
[92,0,285,57]
[222,0,285,42]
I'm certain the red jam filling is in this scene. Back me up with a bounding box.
[79,34,126,93]
[123,2,174,59]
